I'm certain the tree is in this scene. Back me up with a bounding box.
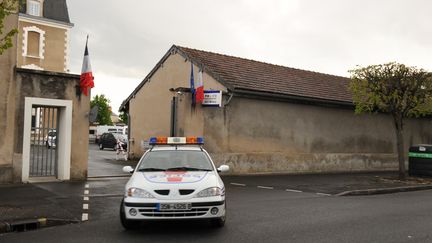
[349,62,432,179]
[90,94,113,125]
[0,0,18,55]
[118,111,128,125]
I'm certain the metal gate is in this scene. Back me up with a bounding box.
[30,106,59,177]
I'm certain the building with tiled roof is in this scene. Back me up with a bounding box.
[120,45,431,174]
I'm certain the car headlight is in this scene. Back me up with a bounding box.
[195,187,224,197]
[127,187,154,198]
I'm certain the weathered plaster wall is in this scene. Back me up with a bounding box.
[128,53,226,158]
[17,20,67,72]
[12,69,89,181]
[0,13,18,183]
[205,97,432,174]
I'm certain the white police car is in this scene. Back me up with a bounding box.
[120,137,229,229]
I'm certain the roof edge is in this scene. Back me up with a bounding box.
[19,13,74,28]
[120,45,177,111]
[233,88,354,108]
[16,67,80,79]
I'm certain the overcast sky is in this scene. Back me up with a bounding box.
[67,0,432,113]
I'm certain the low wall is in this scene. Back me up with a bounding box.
[210,152,399,175]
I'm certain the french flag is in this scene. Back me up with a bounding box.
[196,69,204,103]
[80,36,94,96]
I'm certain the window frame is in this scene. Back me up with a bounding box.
[27,0,42,17]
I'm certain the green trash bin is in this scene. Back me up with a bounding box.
[408,144,432,177]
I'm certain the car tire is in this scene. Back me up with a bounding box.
[210,215,225,228]
[120,199,139,230]
[211,202,226,228]
[99,143,104,150]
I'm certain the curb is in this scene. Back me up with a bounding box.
[0,218,47,234]
[336,185,432,196]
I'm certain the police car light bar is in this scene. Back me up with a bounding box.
[149,137,204,145]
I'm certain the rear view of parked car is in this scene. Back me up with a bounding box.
[45,130,56,148]
[98,133,127,150]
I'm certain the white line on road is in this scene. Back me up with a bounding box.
[257,186,274,190]
[286,189,303,193]
[83,204,89,210]
[85,184,89,188]
[230,183,246,187]
[82,213,88,221]
[84,190,89,195]
[316,193,331,196]
[83,196,89,201]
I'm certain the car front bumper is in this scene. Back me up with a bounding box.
[123,199,226,220]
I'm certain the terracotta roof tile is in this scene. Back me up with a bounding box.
[177,46,352,103]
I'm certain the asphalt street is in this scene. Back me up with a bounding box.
[1,146,432,242]
[1,177,432,242]
[88,143,138,177]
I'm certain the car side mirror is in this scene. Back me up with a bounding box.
[217,165,229,173]
[122,166,134,173]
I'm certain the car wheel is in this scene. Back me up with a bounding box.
[210,215,225,228]
[99,143,104,150]
[120,199,139,230]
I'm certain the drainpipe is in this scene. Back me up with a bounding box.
[170,96,177,137]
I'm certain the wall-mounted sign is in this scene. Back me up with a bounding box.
[202,90,222,107]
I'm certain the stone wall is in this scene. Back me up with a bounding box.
[0,13,19,183]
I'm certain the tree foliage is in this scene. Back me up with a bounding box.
[90,94,113,125]
[118,111,128,125]
[0,0,19,55]
[349,62,432,179]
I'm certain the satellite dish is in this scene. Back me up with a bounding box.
[89,105,98,123]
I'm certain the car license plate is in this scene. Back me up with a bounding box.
[157,203,192,211]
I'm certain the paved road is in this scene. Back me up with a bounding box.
[1,176,431,243]
[88,143,138,177]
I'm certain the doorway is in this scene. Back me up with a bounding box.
[22,98,72,182]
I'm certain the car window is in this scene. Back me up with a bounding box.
[138,151,213,171]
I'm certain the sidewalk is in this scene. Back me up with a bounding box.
[0,181,85,233]
[222,171,432,195]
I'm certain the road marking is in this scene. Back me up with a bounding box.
[84,190,89,195]
[83,196,89,201]
[85,193,124,198]
[316,193,331,196]
[85,184,89,188]
[82,213,88,221]
[83,204,89,210]
[286,189,302,193]
[257,186,274,190]
[230,183,246,187]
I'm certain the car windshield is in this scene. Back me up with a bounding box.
[137,150,214,172]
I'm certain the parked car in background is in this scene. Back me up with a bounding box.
[95,125,127,143]
[45,130,56,148]
[98,132,128,150]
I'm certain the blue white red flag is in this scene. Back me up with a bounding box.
[196,69,204,103]
[190,63,195,105]
[80,36,94,96]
